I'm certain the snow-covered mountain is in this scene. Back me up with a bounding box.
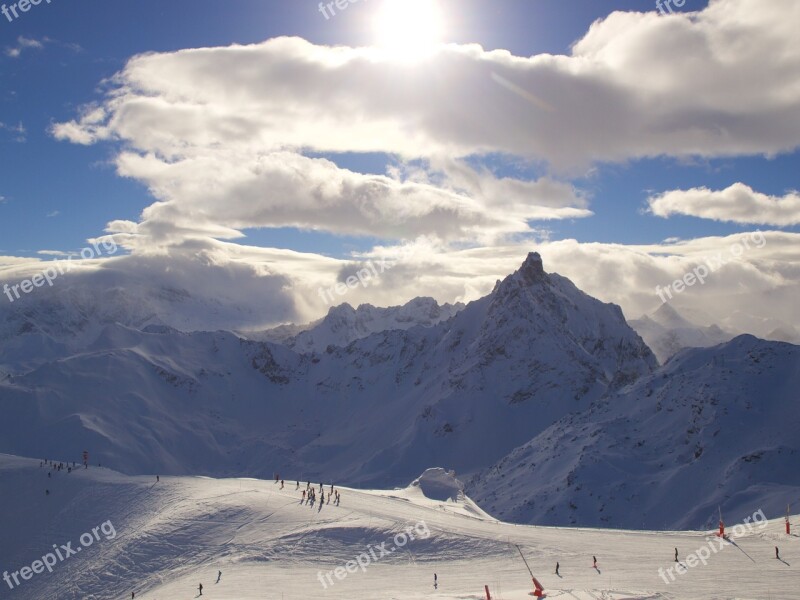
[629,303,735,364]
[248,297,465,353]
[630,303,800,364]
[1,252,796,530]
[468,334,800,529]
[0,254,655,507]
[0,262,293,375]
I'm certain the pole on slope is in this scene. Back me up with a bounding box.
[515,545,545,597]
[717,506,725,538]
[515,545,534,578]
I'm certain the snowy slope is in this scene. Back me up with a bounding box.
[250,296,465,354]
[0,454,797,600]
[629,304,735,364]
[468,335,800,530]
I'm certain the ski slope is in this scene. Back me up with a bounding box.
[1,456,797,600]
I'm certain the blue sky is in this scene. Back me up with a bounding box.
[0,0,798,330]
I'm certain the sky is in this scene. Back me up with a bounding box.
[0,0,798,333]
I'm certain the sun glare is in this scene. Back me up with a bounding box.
[373,0,445,60]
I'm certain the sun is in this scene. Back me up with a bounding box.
[373,0,445,60]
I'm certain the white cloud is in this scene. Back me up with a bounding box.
[1,231,797,336]
[46,211,60,218]
[106,150,568,249]
[53,0,800,170]
[0,256,37,267]
[4,36,44,58]
[649,183,800,226]
[46,0,800,256]
[400,157,594,223]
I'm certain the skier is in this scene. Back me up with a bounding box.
[776,546,780,560]
[198,582,203,595]
[555,562,560,576]
[156,475,159,483]
[296,481,300,490]
[593,556,598,569]
[131,593,135,599]
[280,479,284,489]
[302,490,306,502]
[45,489,49,496]
[434,573,438,589]
[674,547,679,563]
[216,570,222,583]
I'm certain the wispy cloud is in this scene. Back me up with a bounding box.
[0,121,26,142]
[4,36,44,58]
[46,210,61,218]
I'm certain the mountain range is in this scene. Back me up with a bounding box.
[0,252,796,529]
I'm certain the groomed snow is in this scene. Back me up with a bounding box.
[1,455,796,600]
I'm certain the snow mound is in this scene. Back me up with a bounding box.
[411,468,463,502]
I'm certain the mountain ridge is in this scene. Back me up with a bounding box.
[0,253,796,529]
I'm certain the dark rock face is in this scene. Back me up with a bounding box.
[519,252,545,285]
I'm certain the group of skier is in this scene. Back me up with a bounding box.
[41,459,79,472]
[41,458,84,496]
[298,481,341,507]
